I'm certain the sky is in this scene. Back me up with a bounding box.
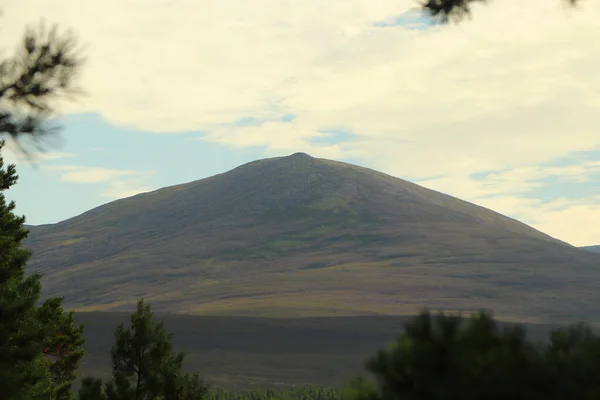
[1,0,600,246]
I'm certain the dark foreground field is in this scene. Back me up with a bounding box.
[74,313,562,389]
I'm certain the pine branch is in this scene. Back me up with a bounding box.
[421,0,584,23]
[0,20,85,157]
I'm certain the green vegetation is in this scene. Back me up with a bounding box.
[77,300,208,400]
[0,139,86,400]
[5,133,600,398]
[3,8,600,400]
[347,311,600,399]
[23,150,598,322]
[206,387,342,400]
[0,17,87,400]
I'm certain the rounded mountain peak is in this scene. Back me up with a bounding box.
[288,152,313,159]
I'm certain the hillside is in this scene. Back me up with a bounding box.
[24,153,600,323]
[581,245,600,253]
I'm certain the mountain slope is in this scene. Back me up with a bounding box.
[24,153,600,323]
[581,245,600,253]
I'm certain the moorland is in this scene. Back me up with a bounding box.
[24,153,600,324]
[74,313,561,389]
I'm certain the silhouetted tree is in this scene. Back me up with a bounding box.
[345,311,548,400]
[421,0,583,23]
[0,14,87,399]
[0,19,85,157]
[80,299,209,400]
[37,297,86,399]
[78,377,108,400]
[164,372,210,400]
[545,323,600,399]
[0,140,86,399]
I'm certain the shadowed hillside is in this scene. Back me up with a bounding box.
[24,153,600,323]
[581,245,600,253]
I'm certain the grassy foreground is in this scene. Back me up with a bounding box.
[207,387,341,400]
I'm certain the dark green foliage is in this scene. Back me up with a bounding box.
[106,299,186,399]
[83,299,209,400]
[421,0,489,23]
[205,387,341,400]
[0,140,44,397]
[0,19,85,155]
[420,0,583,23]
[346,311,600,400]
[0,16,86,399]
[546,323,600,399]
[37,296,86,399]
[78,377,108,400]
[0,140,85,399]
[164,372,210,400]
[345,311,546,400]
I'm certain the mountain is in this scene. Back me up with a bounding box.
[581,245,600,253]
[24,153,600,323]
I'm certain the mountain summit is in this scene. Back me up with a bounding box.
[24,154,600,323]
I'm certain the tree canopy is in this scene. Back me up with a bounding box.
[0,18,87,398]
[79,299,209,400]
[0,140,86,399]
[345,311,600,400]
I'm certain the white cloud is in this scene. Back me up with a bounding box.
[44,165,137,183]
[414,162,600,246]
[2,0,600,244]
[1,141,76,165]
[472,195,600,247]
[101,179,152,199]
[43,165,155,198]
[35,152,76,161]
[531,199,600,247]
[416,161,600,200]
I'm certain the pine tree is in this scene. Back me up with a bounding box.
[546,323,600,399]
[0,140,85,399]
[102,299,205,400]
[345,311,549,400]
[0,16,87,399]
[1,19,84,156]
[345,311,600,399]
[0,139,47,397]
[78,377,108,400]
[37,296,86,399]
[164,372,210,400]
[179,372,210,400]
[79,299,209,400]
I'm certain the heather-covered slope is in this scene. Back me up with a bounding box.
[24,153,600,323]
